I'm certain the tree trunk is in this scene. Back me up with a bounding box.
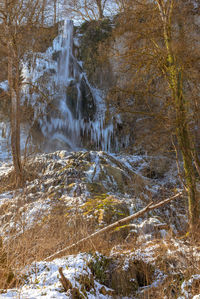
[54,0,57,24]
[175,90,199,230]
[41,0,47,26]
[96,0,104,19]
[157,0,199,230]
[167,50,199,232]
[7,39,23,185]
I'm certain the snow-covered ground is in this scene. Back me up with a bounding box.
[0,253,114,299]
[1,241,200,298]
[0,150,198,298]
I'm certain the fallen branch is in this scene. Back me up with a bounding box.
[59,267,81,297]
[59,267,72,291]
[44,192,183,261]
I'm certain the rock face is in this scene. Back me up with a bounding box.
[0,150,185,241]
[77,19,114,90]
[65,77,96,121]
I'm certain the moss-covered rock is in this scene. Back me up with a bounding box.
[86,182,107,195]
[89,253,155,297]
[0,150,180,244]
[77,18,114,88]
[81,195,130,239]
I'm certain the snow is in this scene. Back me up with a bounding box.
[0,253,113,299]
[0,81,8,91]
[0,148,185,243]
[179,275,200,298]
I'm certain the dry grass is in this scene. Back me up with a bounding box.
[0,204,118,290]
[135,237,200,298]
[0,166,38,193]
[0,194,200,298]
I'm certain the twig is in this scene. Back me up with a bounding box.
[44,192,183,261]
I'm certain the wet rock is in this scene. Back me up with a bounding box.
[66,83,79,118]
[79,76,96,120]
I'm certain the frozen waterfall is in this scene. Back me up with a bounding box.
[22,20,115,152]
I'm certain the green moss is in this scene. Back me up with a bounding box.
[88,253,111,285]
[82,194,129,231]
[87,182,106,195]
[79,18,112,40]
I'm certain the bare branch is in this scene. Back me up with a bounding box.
[44,192,183,261]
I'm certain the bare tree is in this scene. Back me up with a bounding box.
[63,0,110,21]
[155,0,199,231]
[0,0,47,185]
[111,0,200,231]
[41,0,47,26]
[54,0,57,24]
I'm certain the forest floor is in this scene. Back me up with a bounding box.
[0,150,200,298]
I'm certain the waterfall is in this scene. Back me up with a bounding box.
[38,20,114,151]
[22,20,115,152]
[57,20,73,85]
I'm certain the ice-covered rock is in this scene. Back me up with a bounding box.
[0,150,183,241]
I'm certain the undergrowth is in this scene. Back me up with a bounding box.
[0,185,200,297]
[0,204,200,298]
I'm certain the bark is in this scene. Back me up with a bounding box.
[171,64,198,231]
[96,0,104,19]
[176,117,198,230]
[7,31,23,185]
[59,267,72,291]
[41,0,47,26]
[54,0,57,24]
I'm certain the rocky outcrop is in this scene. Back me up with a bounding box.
[0,150,185,241]
[77,19,114,90]
[0,150,196,298]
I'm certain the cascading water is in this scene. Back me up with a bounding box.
[58,20,73,85]
[22,20,115,152]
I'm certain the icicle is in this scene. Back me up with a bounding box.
[21,19,126,152]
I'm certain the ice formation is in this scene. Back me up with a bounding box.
[22,20,114,152]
